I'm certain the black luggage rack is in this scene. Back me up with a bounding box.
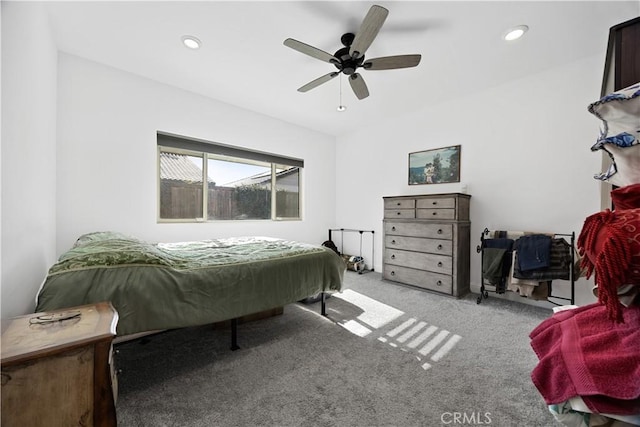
[328,228,375,274]
[476,227,576,306]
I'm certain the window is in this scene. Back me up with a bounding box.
[158,132,302,222]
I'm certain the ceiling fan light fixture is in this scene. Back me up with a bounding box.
[181,35,202,49]
[503,25,529,41]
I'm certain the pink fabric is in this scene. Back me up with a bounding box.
[530,303,640,415]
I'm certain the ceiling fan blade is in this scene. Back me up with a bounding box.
[284,38,339,64]
[297,72,339,92]
[349,73,369,100]
[349,5,389,59]
[363,54,422,70]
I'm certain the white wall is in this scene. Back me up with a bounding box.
[1,2,58,317]
[335,54,608,307]
[56,53,337,254]
[2,2,629,317]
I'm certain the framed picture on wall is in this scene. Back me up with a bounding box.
[408,145,461,185]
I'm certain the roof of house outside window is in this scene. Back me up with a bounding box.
[223,168,298,189]
[160,152,210,183]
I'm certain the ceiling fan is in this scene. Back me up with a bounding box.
[283,5,421,100]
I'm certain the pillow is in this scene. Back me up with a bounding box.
[588,82,640,186]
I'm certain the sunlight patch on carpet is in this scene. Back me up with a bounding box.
[331,289,463,371]
[339,319,373,337]
[334,289,404,329]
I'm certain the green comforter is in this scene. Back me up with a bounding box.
[36,232,345,336]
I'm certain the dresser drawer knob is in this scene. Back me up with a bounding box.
[397,211,401,215]
[432,212,437,216]
[437,229,443,234]
[397,202,401,206]
[391,240,396,244]
[438,262,443,267]
[391,254,396,259]
[432,201,437,205]
[437,280,442,286]
[390,271,395,276]
[437,244,443,250]
[391,226,396,231]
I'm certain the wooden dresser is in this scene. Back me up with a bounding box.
[383,193,471,297]
[1,302,119,427]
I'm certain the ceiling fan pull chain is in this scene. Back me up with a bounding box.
[337,74,346,112]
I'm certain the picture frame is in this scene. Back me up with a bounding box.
[408,145,461,185]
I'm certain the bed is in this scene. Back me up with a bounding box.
[35,232,345,342]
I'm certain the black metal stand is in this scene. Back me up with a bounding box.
[328,228,375,274]
[476,228,576,306]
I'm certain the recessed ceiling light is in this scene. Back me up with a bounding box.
[504,25,529,41]
[181,35,201,49]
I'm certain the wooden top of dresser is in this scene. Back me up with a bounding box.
[383,193,470,200]
[1,302,118,365]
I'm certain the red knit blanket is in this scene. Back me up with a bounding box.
[578,183,640,322]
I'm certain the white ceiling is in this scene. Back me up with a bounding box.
[43,1,639,137]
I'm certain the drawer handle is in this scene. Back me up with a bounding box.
[397,202,401,206]
[391,254,396,259]
[438,262,443,267]
[391,226,396,231]
[432,201,437,205]
[391,240,396,244]
[397,211,401,215]
[437,229,443,234]
[391,271,395,276]
[437,280,442,286]
[432,212,437,216]
[437,244,443,250]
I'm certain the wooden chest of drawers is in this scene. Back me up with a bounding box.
[1,302,119,427]
[383,193,471,297]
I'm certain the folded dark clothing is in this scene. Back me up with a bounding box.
[482,238,514,292]
[515,235,552,271]
[514,238,572,280]
[482,238,514,251]
[483,248,507,285]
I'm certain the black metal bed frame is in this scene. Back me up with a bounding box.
[229,292,328,351]
[229,229,373,350]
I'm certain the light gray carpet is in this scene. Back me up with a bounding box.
[114,272,557,426]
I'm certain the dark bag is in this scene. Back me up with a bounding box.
[321,240,340,255]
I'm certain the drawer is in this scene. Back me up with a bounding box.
[383,264,453,294]
[384,209,415,219]
[385,221,453,239]
[416,197,456,209]
[385,249,452,274]
[384,199,416,210]
[416,208,455,220]
[384,235,452,255]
